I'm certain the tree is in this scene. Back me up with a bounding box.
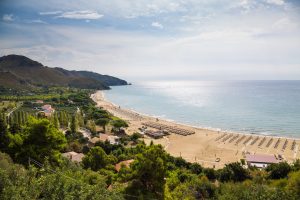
[86,120,96,134]
[8,122,21,134]
[111,119,128,133]
[0,113,7,128]
[77,111,85,127]
[82,146,110,171]
[217,182,293,200]
[17,112,21,125]
[286,171,300,198]
[168,176,216,200]
[15,117,67,164]
[90,108,110,119]
[292,159,300,171]
[52,112,60,129]
[0,115,7,134]
[266,162,292,179]
[130,132,142,143]
[96,118,110,133]
[59,111,68,128]
[0,152,123,200]
[70,114,78,133]
[203,168,217,180]
[189,162,203,175]
[0,116,9,151]
[128,145,167,198]
[219,162,250,182]
[8,114,14,127]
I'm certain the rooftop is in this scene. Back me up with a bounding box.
[89,137,101,144]
[62,151,84,162]
[99,134,120,144]
[115,159,134,172]
[245,154,279,164]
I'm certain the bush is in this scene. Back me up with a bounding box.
[266,162,292,179]
[82,146,113,171]
[219,162,250,182]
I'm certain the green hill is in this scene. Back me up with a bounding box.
[0,54,128,90]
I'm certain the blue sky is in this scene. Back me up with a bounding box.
[0,0,300,80]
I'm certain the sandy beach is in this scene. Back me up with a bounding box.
[91,90,300,169]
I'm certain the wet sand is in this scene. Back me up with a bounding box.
[91,91,300,169]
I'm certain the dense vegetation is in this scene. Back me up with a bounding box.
[0,89,300,200]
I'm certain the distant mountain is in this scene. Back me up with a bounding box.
[0,55,128,90]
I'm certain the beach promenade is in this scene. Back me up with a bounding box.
[91,91,300,168]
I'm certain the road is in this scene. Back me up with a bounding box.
[6,102,23,117]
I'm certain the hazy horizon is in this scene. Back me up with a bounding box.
[1,0,300,80]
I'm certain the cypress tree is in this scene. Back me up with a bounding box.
[17,111,22,125]
[24,112,28,123]
[64,111,69,127]
[63,111,69,127]
[70,114,78,133]
[0,113,6,126]
[53,112,60,129]
[8,114,13,127]
[77,112,84,127]
[0,116,9,150]
[12,112,18,125]
[0,113,7,130]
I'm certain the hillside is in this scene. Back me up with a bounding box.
[0,54,128,90]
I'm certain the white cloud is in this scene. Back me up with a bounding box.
[39,11,62,15]
[1,0,300,80]
[56,10,103,20]
[265,0,285,6]
[2,14,14,22]
[25,19,47,24]
[39,10,103,20]
[272,17,298,32]
[151,22,163,29]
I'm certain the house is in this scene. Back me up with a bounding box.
[41,104,54,111]
[115,159,134,172]
[100,134,120,145]
[88,137,101,147]
[39,104,55,117]
[88,134,120,147]
[62,151,84,163]
[245,154,279,168]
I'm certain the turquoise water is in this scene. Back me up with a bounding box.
[104,80,300,138]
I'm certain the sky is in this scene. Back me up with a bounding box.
[0,0,300,81]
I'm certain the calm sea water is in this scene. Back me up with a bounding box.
[104,80,300,138]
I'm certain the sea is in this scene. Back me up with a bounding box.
[103,80,300,138]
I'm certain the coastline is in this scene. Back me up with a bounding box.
[91,90,300,168]
[100,89,300,140]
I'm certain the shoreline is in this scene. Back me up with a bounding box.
[101,90,300,141]
[91,90,300,168]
